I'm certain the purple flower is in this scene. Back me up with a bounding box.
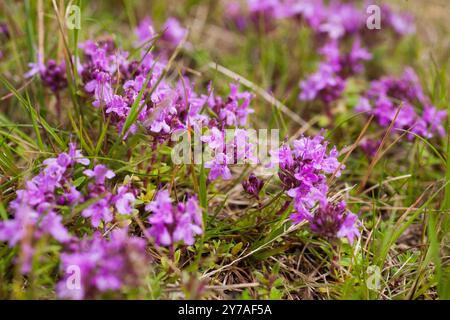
[57,228,149,299]
[422,105,446,137]
[205,152,233,181]
[114,186,136,215]
[0,205,71,273]
[201,127,234,181]
[309,201,360,244]
[145,190,173,224]
[207,84,254,127]
[84,71,114,108]
[161,17,187,48]
[0,22,10,39]
[274,134,343,223]
[247,0,283,31]
[201,127,225,151]
[317,2,364,39]
[173,198,203,245]
[135,17,155,46]
[382,5,416,36]
[242,173,265,199]
[0,205,39,247]
[277,0,323,26]
[357,68,446,139]
[84,165,115,185]
[336,211,360,244]
[25,58,68,93]
[146,191,203,246]
[320,39,371,78]
[0,144,141,273]
[68,143,90,166]
[299,63,345,104]
[82,198,113,228]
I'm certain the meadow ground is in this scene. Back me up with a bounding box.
[0,0,448,300]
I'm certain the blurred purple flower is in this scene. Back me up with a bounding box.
[84,165,115,185]
[357,68,446,139]
[299,63,345,104]
[162,17,187,48]
[57,228,149,299]
[146,190,203,246]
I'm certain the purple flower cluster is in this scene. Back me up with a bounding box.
[274,134,343,223]
[78,37,178,139]
[226,1,414,107]
[207,83,254,128]
[299,62,346,104]
[25,58,68,93]
[356,68,446,139]
[225,1,416,38]
[242,173,264,200]
[0,144,136,272]
[145,190,203,246]
[273,134,360,243]
[309,201,360,244]
[57,228,149,299]
[81,164,136,227]
[299,39,371,104]
[0,22,9,39]
[201,127,257,181]
[0,144,86,272]
[74,21,253,146]
[319,40,372,79]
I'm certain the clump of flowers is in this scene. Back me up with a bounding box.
[356,68,446,139]
[145,190,203,247]
[74,19,253,148]
[299,39,371,104]
[0,144,85,272]
[240,133,361,244]
[26,59,68,93]
[0,22,9,39]
[206,83,254,128]
[275,134,343,223]
[299,63,345,104]
[78,37,176,139]
[309,201,360,244]
[268,134,360,244]
[380,4,416,36]
[0,144,136,272]
[201,127,257,181]
[81,164,136,227]
[319,39,372,79]
[24,56,69,118]
[247,0,283,32]
[57,228,149,300]
[224,1,248,31]
[224,1,415,40]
